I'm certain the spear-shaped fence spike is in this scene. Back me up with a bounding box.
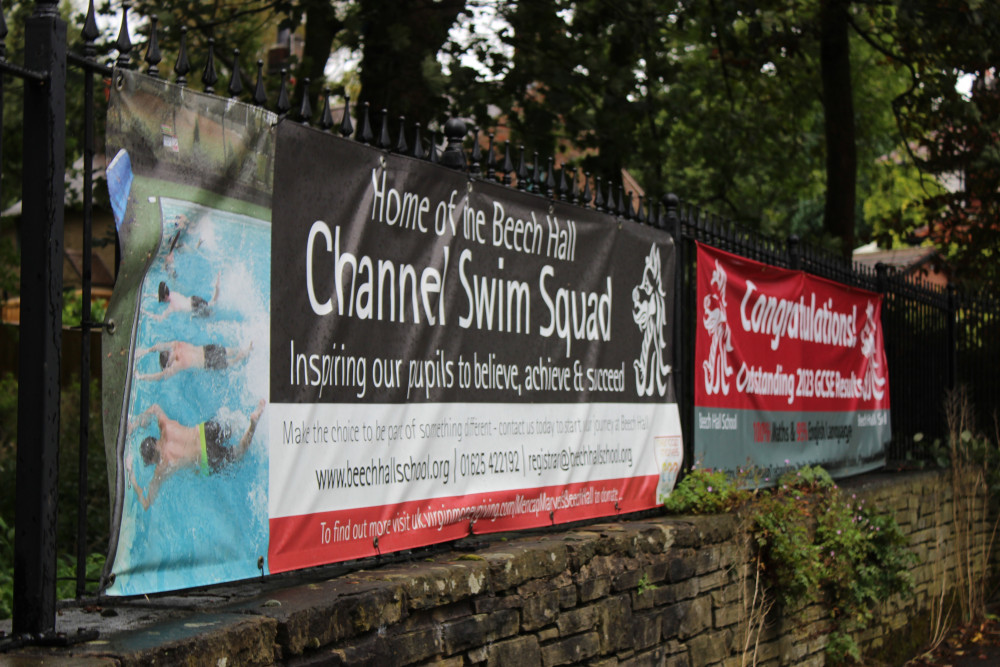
[298,79,313,124]
[617,185,626,217]
[532,152,541,194]
[202,38,218,94]
[412,122,425,159]
[546,158,555,198]
[486,133,496,181]
[174,26,190,86]
[583,172,592,208]
[339,95,353,137]
[516,146,527,190]
[144,14,161,76]
[276,68,291,115]
[395,116,408,153]
[569,167,578,204]
[320,89,334,130]
[252,60,267,106]
[428,129,439,163]
[115,2,132,69]
[501,141,513,185]
[81,0,98,53]
[594,176,604,210]
[470,127,482,176]
[356,102,373,144]
[377,109,391,149]
[558,164,568,201]
[605,180,616,213]
[626,191,635,220]
[228,49,242,98]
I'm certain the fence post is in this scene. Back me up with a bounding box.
[947,283,958,391]
[665,193,682,393]
[786,234,800,271]
[14,0,67,636]
[440,117,467,170]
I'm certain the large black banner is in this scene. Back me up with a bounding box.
[268,122,683,571]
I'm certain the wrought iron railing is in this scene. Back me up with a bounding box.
[1,0,995,644]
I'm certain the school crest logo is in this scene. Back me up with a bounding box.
[632,245,672,397]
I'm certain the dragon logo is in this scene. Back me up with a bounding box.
[702,259,734,395]
[859,301,886,400]
[632,245,672,397]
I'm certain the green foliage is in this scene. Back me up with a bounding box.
[61,292,108,329]
[662,468,745,514]
[662,464,915,664]
[0,515,12,619]
[0,371,109,620]
[637,572,657,596]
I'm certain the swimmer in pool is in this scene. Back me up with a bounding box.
[146,271,221,320]
[125,399,266,510]
[163,214,205,278]
[134,340,253,380]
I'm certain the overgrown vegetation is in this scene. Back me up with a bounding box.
[0,369,109,620]
[665,464,916,664]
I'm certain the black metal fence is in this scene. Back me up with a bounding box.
[3,0,997,643]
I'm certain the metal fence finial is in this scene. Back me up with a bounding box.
[558,163,568,201]
[377,108,391,149]
[486,133,496,181]
[501,141,512,185]
[594,176,604,211]
[115,2,132,69]
[298,78,313,124]
[356,101,373,144]
[546,157,555,198]
[228,49,242,98]
[470,127,482,176]
[532,152,540,194]
[319,89,334,130]
[440,117,468,170]
[516,145,527,190]
[412,122,425,159]
[252,60,267,106]
[583,172,592,208]
[81,0,98,52]
[276,69,290,115]
[202,38,218,94]
[339,95,353,137]
[174,26,190,86]
[395,116,408,153]
[428,128,438,163]
[144,15,161,77]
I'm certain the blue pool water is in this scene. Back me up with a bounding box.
[109,197,271,596]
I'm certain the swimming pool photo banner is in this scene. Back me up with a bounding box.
[101,70,682,595]
[693,242,891,480]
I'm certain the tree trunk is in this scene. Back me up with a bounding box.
[820,0,856,256]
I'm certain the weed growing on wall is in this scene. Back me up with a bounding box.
[666,465,916,664]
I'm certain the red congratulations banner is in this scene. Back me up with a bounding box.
[694,243,890,478]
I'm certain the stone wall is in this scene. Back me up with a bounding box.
[63,469,993,666]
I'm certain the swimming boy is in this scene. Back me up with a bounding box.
[126,399,266,510]
[148,271,221,320]
[135,340,253,380]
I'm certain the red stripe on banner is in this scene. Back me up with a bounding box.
[268,475,658,573]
